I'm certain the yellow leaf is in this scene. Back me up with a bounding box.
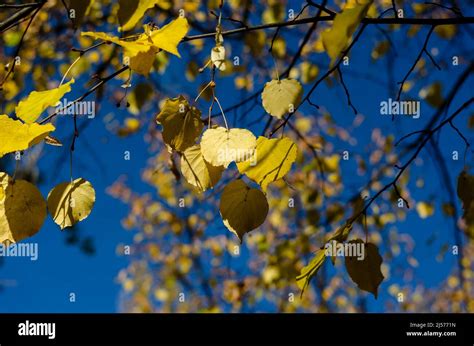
[0,173,47,243]
[416,201,434,219]
[345,239,384,298]
[180,145,224,192]
[117,117,141,137]
[0,115,55,158]
[118,0,171,32]
[201,127,257,168]
[82,17,189,59]
[261,79,303,119]
[47,178,96,230]
[15,79,74,123]
[129,46,159,75]
[142,17,189,57]
[219,180,268,242]
[296,250,326,295]
[155,96,203,152]
[237,136,298,192]
[322,1,373,65]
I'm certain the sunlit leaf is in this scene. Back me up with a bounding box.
[296,250,326,295]
[322,1,373,65]
[237,136,298,192]
[118,0,171,32]
[201,127,256,168]
[0,173,47,243]
[47,178,96,230]
[15,79,74,124]
[180,145,224,192]
[261,79,303,119]
[0,115,55,158]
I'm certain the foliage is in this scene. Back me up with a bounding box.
[0,0,473,313]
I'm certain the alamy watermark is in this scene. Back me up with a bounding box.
[380,98,420,119]
[56,98,96,119]
[0,242,38,261]
[324,240,365,260]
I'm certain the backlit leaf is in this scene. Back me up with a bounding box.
[237,136,298,191]
[219,180,269,242]
[47,178,96,230]
[261,79,303,119]
[0,173,47,243]
[0,115,55,158]
[322,1,373,65]
[156,96,203,152]
[296,250,326,296]
[180,145,224,192]
[201,127,257,168]
[118,0,171,32]
[15,79,74,123]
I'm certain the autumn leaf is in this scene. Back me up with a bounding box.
[345,239,384,298]
[261,79,303,119]
[15,79,74,123]
[237,136,298,192]
[180,145,224,192]
[82,17,188,57]
[0,115,55,158]
[47,178,96,230]
[82,17,188,74]
[322,1,373,65]
[296,250,326,296]
[0,173,47,244]
[156,96,203,152]
[201,127,257,168]
[219,180,269,242]
[457,170,474,238]
[118,0,171,32]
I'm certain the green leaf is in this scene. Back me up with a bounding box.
[345,239,384,298]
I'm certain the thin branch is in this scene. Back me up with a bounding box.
[337,66,358,115]
[396,25,436,101]
[183,16,474,41]
[39,65,130,124]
